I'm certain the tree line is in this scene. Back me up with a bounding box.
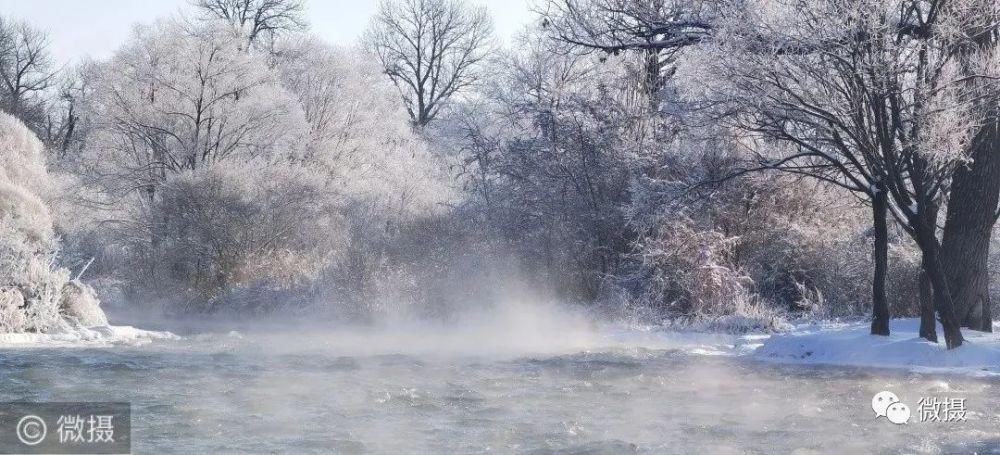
[0,0,998,346]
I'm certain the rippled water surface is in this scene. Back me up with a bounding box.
[0,321,998,454]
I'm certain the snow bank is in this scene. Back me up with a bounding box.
[0,324,178,347]
[752,318,1000,376]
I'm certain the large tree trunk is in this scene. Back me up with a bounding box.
[871,187,890,336]
[915,222,965,349]
[941,19,1000,333]
[918,269,938,342]
[940,123,1000,333]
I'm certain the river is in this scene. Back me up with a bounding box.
[0,317,997,454]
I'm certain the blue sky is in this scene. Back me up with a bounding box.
[0,0,536,65]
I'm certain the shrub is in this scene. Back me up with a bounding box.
[125,161,338,303]
[625,170,890,323]
[0,112,107,332]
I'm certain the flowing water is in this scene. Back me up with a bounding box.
[0,310,998,454]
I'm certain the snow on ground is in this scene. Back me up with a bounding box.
[604,317,1000,377]
[0,325,178,347]
[750,318,1000,377]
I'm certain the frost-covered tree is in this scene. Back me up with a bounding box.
[191,0,307,49]
[452,32,644,297]
[62,20,455,310]
[43,64,91,159]
[0,16,57,133]
[274,36,454,304]
[68,19,315,303]
[937,0,1000,332]
[365,0,494,127]
[80,18,307,202]
[545,0,1000,346]
[542,0,715,50]
[542,0,716,103]
[275,36,451,211]
[686,0,1000,347]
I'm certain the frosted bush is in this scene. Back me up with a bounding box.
[628,214,792,332]
[0,288,26,332]
[0,111,108,332]
[138,161,339,301]
[59,280,108,326]
[634,216,755,316]
[628,167,878,324]
[0,182,54,248]
[0,113,49,193]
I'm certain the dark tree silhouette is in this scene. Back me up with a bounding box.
[365,0,493,127]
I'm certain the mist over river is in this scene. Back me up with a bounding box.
[0,304,997,454]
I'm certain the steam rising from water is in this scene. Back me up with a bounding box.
[162,295,738,360]
[5,300,999,453]
[201,300,647,359]
[294,300,602,357]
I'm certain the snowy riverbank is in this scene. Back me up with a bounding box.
[746,318,1000,377]
[0,324,178,347]
[0,312,995,378]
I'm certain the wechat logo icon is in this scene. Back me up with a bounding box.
[873,391,910,424]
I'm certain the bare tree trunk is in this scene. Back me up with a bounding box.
[916,222,964,349]
[983,296,993,332]
[940,123,1000,332]
[918,269,937,342]
[919,203,939,342]
[871,187,890,336]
